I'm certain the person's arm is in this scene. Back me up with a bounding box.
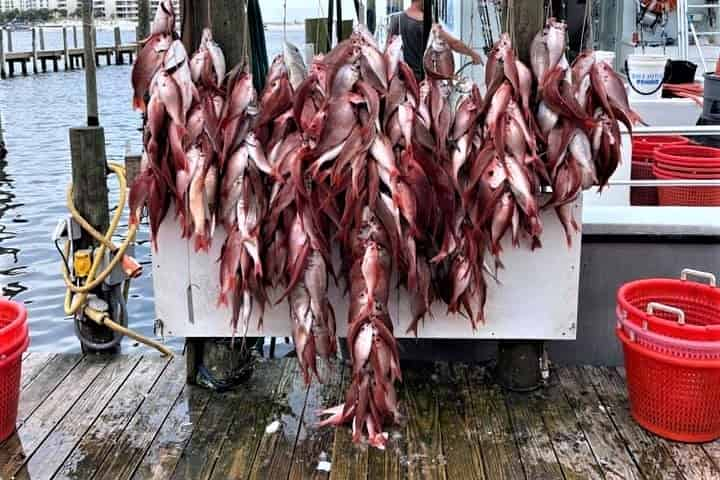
[437,26,484,65]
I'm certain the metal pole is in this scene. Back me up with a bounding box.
[632,125,720,136]
[83,1,100,126]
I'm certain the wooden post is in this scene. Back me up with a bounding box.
[0,111,6,160]
[114,26,122,64]
[137,0,151,41]
[7,28,12,52]
[305,18,330,55]
[39,27,45,50]
[496,0,546,392]
[69,126,114,352]
[63,27,70,70]
[73,25,78,48]
[31,28,38,74]
[83,2,100,126]
[0,28,6,79]
[181,0,256,388]
[124,154,142,185]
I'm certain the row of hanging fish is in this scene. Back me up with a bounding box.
[129,2,640,450]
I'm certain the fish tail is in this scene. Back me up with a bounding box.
[194,230,211,252]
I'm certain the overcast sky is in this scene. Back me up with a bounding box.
[261,1,363,23]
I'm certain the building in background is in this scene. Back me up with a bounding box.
[0,0,179,18]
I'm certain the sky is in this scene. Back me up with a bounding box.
[261,0,365,23]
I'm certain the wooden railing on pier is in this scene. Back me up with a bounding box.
[0,25,137,78]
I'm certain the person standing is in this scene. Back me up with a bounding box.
[388,0,483,81]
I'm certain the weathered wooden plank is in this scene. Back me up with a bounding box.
[505,390,564,480]
[0,355,109,478]
[12,356,141,479]
[367,369,407,480]
[207,359,287,480]
[167,389,240,479]
[53,355,170,480]
[703,440,720,473]
[93,357,186,480]
[329,370,369,480]
[612,367,719,479]
[18,354,83,422]
[289,362,345,480]
[583,366,684,480]
[131,383,212,479]
[537,371,604,480]
[247,360,310,480]
[435,363,485,480]
[404,364,446,480]
[557,367,643,480]
[20,353,55,389]
[464,365,525,479]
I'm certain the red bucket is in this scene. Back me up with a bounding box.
[618,327,720,442]
[0,300,29,442]
[654,145,720,169]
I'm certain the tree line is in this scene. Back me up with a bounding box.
[0,8,106,25]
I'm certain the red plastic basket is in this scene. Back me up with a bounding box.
[654,145,720,169]
[617,269,720,341]
[0,334,28,442]
[617,327,720,442]
[0,300,27,356]
[630,159,658,205]
[653,169,720,206]
[630,136,689,206]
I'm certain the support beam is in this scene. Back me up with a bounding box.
[31,28,38,74]
[114,27,122,65]
[0,28,6,79]
[496,0,546,392]
[63,27,70,70]
[83,1,99,126]
[39,27,45,51]
[6,28,12,52]
[73,25,78,48]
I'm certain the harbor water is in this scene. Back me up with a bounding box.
[0,27,305,353]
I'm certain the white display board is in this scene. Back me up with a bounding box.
[153,198,582,340]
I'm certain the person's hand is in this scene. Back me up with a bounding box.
[471,51,484,65]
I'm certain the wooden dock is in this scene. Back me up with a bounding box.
[0,26,136,79]
[2,354,720,479]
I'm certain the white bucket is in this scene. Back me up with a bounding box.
[626,54,667,99]
[594,50,616,67]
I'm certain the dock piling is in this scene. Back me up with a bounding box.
[63,27,70,70]
[114,27,122,64]
[31,28,38,74]
[0,28,5,79]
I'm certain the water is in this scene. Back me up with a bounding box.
[0,28,305,353]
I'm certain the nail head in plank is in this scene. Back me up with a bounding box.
[289,361,345,480]
[131,383,212,480]
[52,355,171,480]
[504,390,564,480]
[247,359,311,480]
[0,355,109,478]
[208,359,288,479]
[93,357,186,480]
[538,372,604,480]
[557,367,643,480]
[463,365,526,479]
[13,355,140,479]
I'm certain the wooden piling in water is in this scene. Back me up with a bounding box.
[31,28,38,74]
[63,27,70,70]
[124,154,141,185]
[84,6,99,125]
[0,28,6,79]
[114,27,122,65]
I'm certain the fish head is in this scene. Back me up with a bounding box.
[200,28,213,48]
[163,40,188,70]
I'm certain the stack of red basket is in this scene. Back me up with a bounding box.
[653,145,720,206]
[0,300,29,442]
[631,136,689,205]
[616,269,720,442]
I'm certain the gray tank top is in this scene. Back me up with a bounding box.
[389,12,424,81]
